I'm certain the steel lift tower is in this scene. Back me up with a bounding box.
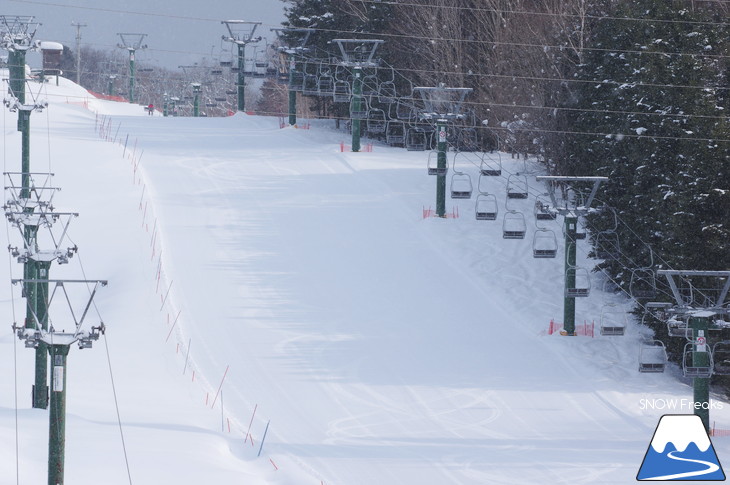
[116,33,148,104]
[413,84,472,216]
[536,176,608,335]
[271,27,313,126]
[221,20,261,113]
[332,39,384,152]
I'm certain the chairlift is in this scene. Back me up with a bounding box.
[502,211,526,239]
[451,173,473,199]
[220,60,233,67]
[362,74,378,97]
[211,69,223,75]
[333,80,350,102]
[533,229,558,258]
[367,108,387,134]
[630,268,658,299]
[456,127,478,152]
[302,73,318,96]
[214,97,226,102]
[534,195,556,221]
[290,70,304,92]
[667,318,690,338]
[225,90,237,95]
[318,74,334,96]
[450,153,473,199]
[475,193,498,220]
[350,95,369,120]
[507,174,529,199]
[712,341,730,375]
[565,266,591,297]
[205,102,217,108]
[480,152,502,176]
[378,81,397,104]
[599,305,627,336]
[406,128,427,151]
[386,120,405,146]
[427,151,447,176]
[594,231,620,260]
[682,342,713,378]
[396,99,415,121]
[639,340,668,373]
[575,216,587,240]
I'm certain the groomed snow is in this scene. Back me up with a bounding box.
[2,73,730,484]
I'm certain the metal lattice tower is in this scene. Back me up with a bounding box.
[221,20,262,112]
[116,33,148,103]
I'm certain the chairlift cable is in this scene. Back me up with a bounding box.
[102,332,134,485]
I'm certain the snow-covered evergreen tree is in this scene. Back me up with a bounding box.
[559,0,729,287]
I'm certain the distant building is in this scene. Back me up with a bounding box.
[40,41,63,76]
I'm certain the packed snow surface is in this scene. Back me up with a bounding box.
[1,73,729,484]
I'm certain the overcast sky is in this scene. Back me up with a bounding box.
[7,0,288,68]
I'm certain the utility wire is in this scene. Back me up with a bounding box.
[356,0,730,28]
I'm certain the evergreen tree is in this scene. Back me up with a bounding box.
[558,0,729,288]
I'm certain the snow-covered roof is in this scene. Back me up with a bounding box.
[40,41,63,51]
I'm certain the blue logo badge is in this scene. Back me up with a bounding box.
[638,414,725,481]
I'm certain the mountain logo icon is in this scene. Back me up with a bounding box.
[637,414,725,481]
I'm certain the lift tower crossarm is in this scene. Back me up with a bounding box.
[332,39,384,67]
[413,86,473,121]
[656,270,730,315]
[535,176,608,215]
[271,27,314,55]
[0,15,41,51]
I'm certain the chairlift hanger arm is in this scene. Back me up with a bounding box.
[657,270,730,310]
[536,175,608,211]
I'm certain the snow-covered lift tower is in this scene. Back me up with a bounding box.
[12,278,106,485]
[116,33,148,104]
[535,176,607,337]
[221,20,262,112]
[332,39,384,152]
[271,27,314,126]
[178,65,208,117]
[1,15,41,108]
[412,85,472,217]
[3,89,51,411]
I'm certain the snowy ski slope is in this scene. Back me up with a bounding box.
[2,74,730,484]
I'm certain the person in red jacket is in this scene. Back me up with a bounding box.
[147,103,154,115]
